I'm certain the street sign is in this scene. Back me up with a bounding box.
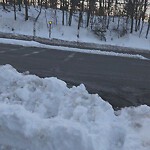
[48,21,52,24]
[48,21,52,38]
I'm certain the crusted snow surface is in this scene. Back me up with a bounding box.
[0,65,150,150]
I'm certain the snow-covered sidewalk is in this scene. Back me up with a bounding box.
[0,64,150,150]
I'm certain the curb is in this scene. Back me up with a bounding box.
[0,32,149,54]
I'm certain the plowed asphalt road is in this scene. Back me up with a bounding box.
[0,43,150,109]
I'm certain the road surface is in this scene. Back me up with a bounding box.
[0,43,150,109]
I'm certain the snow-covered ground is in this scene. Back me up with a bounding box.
[0,64,150,150]
[0,5,150,150]
[0,6,150,50]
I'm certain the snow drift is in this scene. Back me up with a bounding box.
[0,64,150,150]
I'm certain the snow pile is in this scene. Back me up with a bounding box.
[0,65,150,150]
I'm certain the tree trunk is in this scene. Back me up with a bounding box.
[33,0,42,39]
[38,0,40,6]
[14,0,17,20]
[2,0,5,9]
[18,0,21,11]
[106,0,111,29]
[146,16,150,38]
[134,0,138,32]
[117,15,120,29]
[139,0,148,36]
[78,0,84,30]
[77,0,84,38]
[45,0,47,9]
[87,0,92,28]
[24,0,28,21]
[69,1,73,26]
[99,0,103,15]
[69,8,73,26]
[130,0,135,33]
[62,0,65,25]
[137,0,144,30]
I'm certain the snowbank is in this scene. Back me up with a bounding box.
[0,6,150,50]
[0,65,150,150]
[0,38,147,60]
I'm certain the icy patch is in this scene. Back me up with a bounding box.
[0,65,150,150]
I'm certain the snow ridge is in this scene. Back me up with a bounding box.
[0,38,148,60]
[0,65,150,150]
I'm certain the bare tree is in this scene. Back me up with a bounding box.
[33,0,43,39]
[69,0,78,26]
[134,0,138,31]
[77,0,85,38]
[139,0,148,36]
[50,0,57,8]
[78,0,84,30]
[130,0,135,33]
[18,0,22,11]
[87,0,95,27]
[137,0,144,31]
[61,0,65,25]
[2,0,6,9]
[146,16,150,38]
[24,0,28,21]
[106,0,113,29]
[14,0,17,20]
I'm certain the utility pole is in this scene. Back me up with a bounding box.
[48,21,52,38]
